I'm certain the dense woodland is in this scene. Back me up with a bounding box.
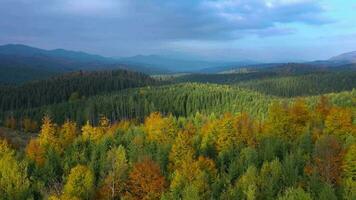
[3,83,356,130]
[172,72,278,85]
[0,96,355,199]
[0,63,355,200]
[172,71,356,97]
[0,69,156,112]
[238,72,356,97]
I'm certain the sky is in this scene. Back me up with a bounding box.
[0,0,355,62]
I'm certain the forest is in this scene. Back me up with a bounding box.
[0,64,355,200]
[1,0,356,198]
[0,96,355,200]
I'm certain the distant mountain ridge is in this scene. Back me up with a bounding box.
[329,51,356,63]
[0,44,170,83]
[1,44,355,84]
[0,44,111,63]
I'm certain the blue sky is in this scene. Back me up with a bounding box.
[0,0,355,62]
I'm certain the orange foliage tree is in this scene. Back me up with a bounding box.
[289,98,310,136]
[26,139,45,166]
[315,96,331,122]
[126,158,166,200]
[314,135,343,185]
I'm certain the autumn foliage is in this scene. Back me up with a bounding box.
[2,95,353,199]
[126,158,166,200]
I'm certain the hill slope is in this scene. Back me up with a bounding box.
[3,83,355,126]
[237,71,356,97]
[0,69,156,112]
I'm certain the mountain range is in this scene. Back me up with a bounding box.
[0,44,355,84]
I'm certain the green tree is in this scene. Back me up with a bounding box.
[278,187,312,200]
[97,146,128,200]
[237,165,258,200]
[259,159,283,199]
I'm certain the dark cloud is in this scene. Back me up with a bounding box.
[0,0,330,56]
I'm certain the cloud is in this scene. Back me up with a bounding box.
[0,0,331,56]
[53,0,123,16]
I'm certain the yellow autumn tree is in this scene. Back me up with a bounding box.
[82,116,111,141]
[169,130,195,171]
[81,121,95,140]
[59,120,77,147]
[107,120,131,136]
[63,165,95,199]
[144,112,176,144]
[236,112,257,147]
[325,107,355,139]
[264,101,293,140]
[215,113,237,153]
[200,119,218,152]
[0,140,30,200]
[170,156,217,199]
[38,115,60,152]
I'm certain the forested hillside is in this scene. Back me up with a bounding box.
[2,83,355,132]
[172,71,278,84]
[172,70,356,97]
[238,72,356,97]
[0,95,355,199]
[2,84,274,127]
[0,69,156,112]
[0,54,63,84]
